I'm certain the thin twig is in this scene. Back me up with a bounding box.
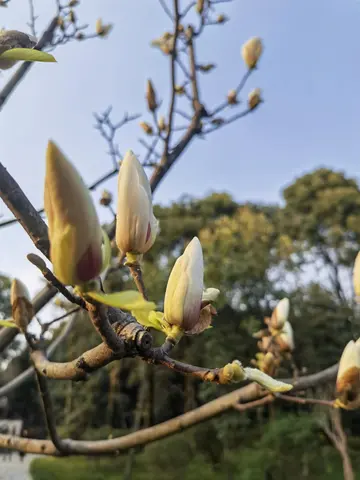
[276,393,336,408]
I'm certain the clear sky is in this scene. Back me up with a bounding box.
[0,0,360,307]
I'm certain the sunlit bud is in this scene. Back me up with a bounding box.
[151,32,174,55]
[198,64,216,73]
[276,321,295,352]
[227,89,238,105]
[158,116,167,132]
[261,352,277,376]
[335,340,360,409]
[353,252,360,298]
[196,0,205,14]
[95,18,112,37]
[217,14,228,24]
[248,88,262,110]
[164,237,204,333]
[44,141,103,286]
[270,298,290,330]
[140,121,153,135]
[174,85,185,95]
[0,30,37,69]
[99,190,112,207]
[241,37,263,69]
[146,79,158,112]
[10,279,33,331]
[116,150,158,256]
[69,0,79,6]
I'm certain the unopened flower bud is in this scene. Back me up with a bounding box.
[146,79,157,112]
[164,237,204,334]
[270,298,289,330]
[95,18,112,37]
[174,85,185,95]
[227,89,238,105]
[158,116,167,132]
[10,279,33,331]
[211,117,224,126]
[116,150,158,256]
[57,17,65,31]
[196,0,205,14]
[353,252,360,298]
[217,14,228,24]
[140,121,153,135]
[68,10,76,23]
[100,190,113,207]
[248,88,262,110]
[44,141,103,286]
[276,321,294,352]
[335,340,360,409]
[241,37,263,69]
[69,0,79,6]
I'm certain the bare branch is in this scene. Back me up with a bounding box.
[275,393,335,408]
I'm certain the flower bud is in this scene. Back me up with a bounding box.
[217,14,228,24]
[158,116,167,132]
[10,279,33,331]
[198,64,215,73]
[196,0,205,14]
[353,252,360,297]
[44,141,103,285]
[174,85,185,95]
[227,89,238,105]
[95,18,112,37]
[248,88,262,110]
[140,121,153,135]
[335,340,360,409]
[146,79,157,112]
[241,37,263,69]
[164,237,204,333]
[100,190,113,207]
[276,321,294,352]
[270,298,289,330]
[116,150,158,256]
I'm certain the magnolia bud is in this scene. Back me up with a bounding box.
[100,190,113,207]
[276,321,295,352]
[68,10,76,23]
[44,141,103,285]
[69,0,79,6]
[164,237,204,333]
[248,88,262,110]
[196,0,205,14]
[174,85,185,95]
[146,79,157,112]
[57,17,65,31]
[140,121,153,135]
[270,298,289,330]
[158,116,167,132]
[241,37,263,69]
[95,18,112,37]
[116,150,158,256]
[227,89,238,105]
[217,14,228,24]
[0,30,37,70]
[353,252,360,297]
[198,64,215,73]
[336,340,360,410]
[11,279,33,331]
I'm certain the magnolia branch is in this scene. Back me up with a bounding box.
[0,362,339,456]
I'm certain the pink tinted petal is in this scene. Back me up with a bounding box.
[76,244,102,282]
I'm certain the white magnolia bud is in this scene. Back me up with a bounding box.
[0,30,37,69]
[10,279,33,330]
[248,88,262,110]
[270,298,289,330]
[116,150,158,256]
[336,340,360,394]
[164,237,204,333]
[241,37,263,69]
[277,321,294,351]
[44,141,103,285]
[353,252,360,297]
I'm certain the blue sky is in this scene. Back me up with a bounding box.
[0,0,360,304]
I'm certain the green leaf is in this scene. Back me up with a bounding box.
[0,319,18,329]
[0,48,56,63]
[86,290,156,311]
[100,229,112,273]
[132,310,165,332]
